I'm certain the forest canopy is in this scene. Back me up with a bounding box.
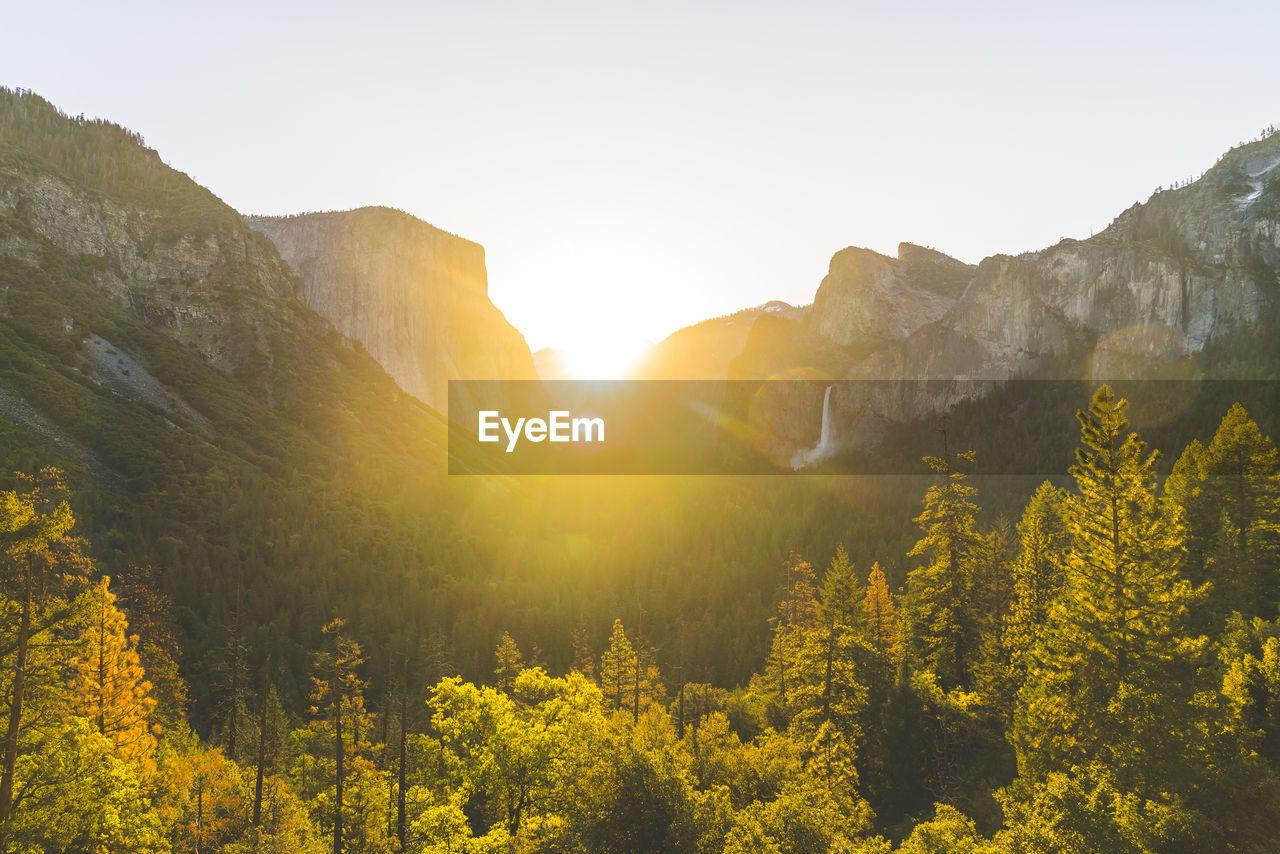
[2,387,1279,853]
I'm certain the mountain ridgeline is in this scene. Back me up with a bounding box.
[693,131,1280,463]
[737,130,1280,387]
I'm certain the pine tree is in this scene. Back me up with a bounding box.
[793,546,870,780]
[1014,385,1207,791]
[818,545,862,628]
[1004,482,1070,662]
[629,634,665,723]
[115,563,188,734]
[863,562,897,658]
[598,619,636,713]
[216,589,251,762]
[764,553,819,727]
[0,469,87,843]
[396,647,411,852]
[1001,393,1280,851]
[985,481,1072,718]
[251,669,287,833]
[1165,403,1280,623]
[904,440,983,689]
[571,623,595,679]
[972,519,1016,710]
[494,632,524,693]
[69,577,158,771]
[309,618,370,854]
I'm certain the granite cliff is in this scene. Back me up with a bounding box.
[247,208,537,410]
[720,129,1280,462]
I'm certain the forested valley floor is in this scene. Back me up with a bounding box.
[3,386,1280,853]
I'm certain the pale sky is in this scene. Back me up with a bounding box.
[5,1,1279,364]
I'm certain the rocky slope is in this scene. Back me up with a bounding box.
[809,243,974,346]
[0,103,320,391]
[722,130,1280,460]
[247,208,537,410]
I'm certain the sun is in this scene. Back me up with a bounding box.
[491,217,683,380]
[559,330,652,380]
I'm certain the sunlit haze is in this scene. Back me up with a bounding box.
[5,0,1279,357]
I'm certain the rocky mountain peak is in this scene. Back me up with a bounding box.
[723,127,1280,452]
[809,245,968,346]
[247,208,536,410]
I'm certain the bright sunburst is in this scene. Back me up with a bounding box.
[494,217,683,380]
[558,331,652,380]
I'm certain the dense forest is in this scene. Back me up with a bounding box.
[4,385,1279,852]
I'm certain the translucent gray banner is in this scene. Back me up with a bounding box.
[447,380,1280,475]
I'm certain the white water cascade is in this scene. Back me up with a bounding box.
[792,385,836,469]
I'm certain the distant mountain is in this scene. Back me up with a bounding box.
[743,135,1280,384]
[632,300,805,380]
[247,208,537,411]
[713,131,1280,461]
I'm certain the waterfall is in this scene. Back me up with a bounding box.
[816,384,833,455]
[792,385,835,469]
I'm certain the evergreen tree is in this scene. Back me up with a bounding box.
[69,577,158,771]
[0,468,83,841]
[792,547,870,805]
[571,623,595,679]
[793,546,867,742]
[1004,482,1070,663]
[763,553,819,727]
[1004,387,1276,850]
[115,563,189,735]
[494,632,524,693]
[992,482,1070,713]
[904,442,983,689]
[629,634,665,724]
[1165,403,1280,623]
[251,672,287,834]
[216,591,251,763]
[308,618,370,854]
[1016,387,1200,774]
[973,519,1015,707]
[863,562,896,659]
[599,620,636,713]
[818,545,862,628]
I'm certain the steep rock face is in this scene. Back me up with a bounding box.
[899,135,1280,382]
[730,131,1280,456]
[756,131,1280,390]
[809,243,974,345]
[247,208,537,410]
[0,135,311,380]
